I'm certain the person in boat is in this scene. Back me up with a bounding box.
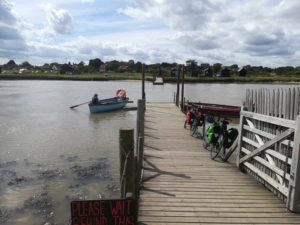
[92,94,100,104]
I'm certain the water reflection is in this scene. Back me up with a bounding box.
[0,80,298,224]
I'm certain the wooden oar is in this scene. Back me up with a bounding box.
[70,101,90,109]
[125,100,133,103]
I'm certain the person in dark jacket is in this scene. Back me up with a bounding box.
[92,94,99,104]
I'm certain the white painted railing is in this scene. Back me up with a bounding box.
[237,88,300,212]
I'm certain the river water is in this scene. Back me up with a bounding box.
[0,80,298,224]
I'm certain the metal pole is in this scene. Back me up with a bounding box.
[181,65,185,112]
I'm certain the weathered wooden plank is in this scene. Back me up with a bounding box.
[240,111,296,128]
[241,147,290,180]
[244,162,288,196]
[139,211,300,218]
[239,128,294,163]
[138,216,300,224]
[138,103,300,225]
[139,206,287,212]
[243,124,294,147]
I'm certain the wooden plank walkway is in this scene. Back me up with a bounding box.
[138,103,300,225]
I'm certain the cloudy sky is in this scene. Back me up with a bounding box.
[0,0,299,67]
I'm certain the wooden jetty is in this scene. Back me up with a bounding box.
[153,76,164,85]
[138,102,300,224]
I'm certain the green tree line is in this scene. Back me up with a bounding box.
[3,59,300,76]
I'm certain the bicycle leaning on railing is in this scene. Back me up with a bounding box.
[203,112,239,160]
[184,103,204,136]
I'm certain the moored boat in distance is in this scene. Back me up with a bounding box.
[89,97,129,113]
[182,101,241,117]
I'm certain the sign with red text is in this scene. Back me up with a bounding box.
[70,199,136,225]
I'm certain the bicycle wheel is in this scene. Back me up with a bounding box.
[190,119,197,136]
[210,133,224,160]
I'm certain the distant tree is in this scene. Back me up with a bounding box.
[89,58,103,71]
[186,59,198,76]
[199,63,210,70]
[21,61,32,67]
[106,60,119,71]
[135,61,142,73]
[78,61,85,67]
[7,60,16,65]
[161,62,172,68]
[213,63,222,74]
[171,62,177,68]
[128,60,135,65]
[230,64,238,69]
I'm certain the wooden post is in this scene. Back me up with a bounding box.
[181,65,185,112]
[236,107,246,171]
[142,64,145,100]
[176,65,180,107]
[136,99,145,153]
[119,127,135,199]
[174,92,176,104]
[287,114,300,212]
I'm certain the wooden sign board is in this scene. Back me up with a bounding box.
[70,199,136,225]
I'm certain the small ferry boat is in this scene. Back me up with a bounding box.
[89,97,130,113]
[181,101,241,117]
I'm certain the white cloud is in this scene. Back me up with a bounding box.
[0,0,300,67]
[41,3,72,34]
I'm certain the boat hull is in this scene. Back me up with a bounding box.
[182,102,240,117]
[89,97,129,113]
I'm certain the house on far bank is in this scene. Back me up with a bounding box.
[238,67,247,77]
[118,65,132,73]
[170,68,178,77]
[19,68,28,74]
[60,63,79,74]
[203,68,213,77]
[220,67,230,77]
[191,70,199,77]
[50,63,63,72]
[99,64,106,72]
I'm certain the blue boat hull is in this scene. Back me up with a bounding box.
[88,97,129,113]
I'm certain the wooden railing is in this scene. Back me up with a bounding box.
[237,87,300,212]
[119,99,145,218]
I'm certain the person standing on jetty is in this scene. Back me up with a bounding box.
[91,94,100,104]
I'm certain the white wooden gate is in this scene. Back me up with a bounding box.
[237,87,300,212]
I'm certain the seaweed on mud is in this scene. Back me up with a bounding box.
[0,161,17,168]
[40,221,71,225]
[69,163,111,180]
[65,188,88,200]
[67,156,78,162]
[0,170,17,182]
[68,184,80,189]
[31,212,72,225]
[105,183,119,192]
[0,207,23,223]
[0,208,11,223]
[23,192,53,208]
[37,169,64,179]
[7,176,34,186]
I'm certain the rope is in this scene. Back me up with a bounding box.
[119,142,134,198]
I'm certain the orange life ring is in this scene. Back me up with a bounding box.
[116,88,126,98]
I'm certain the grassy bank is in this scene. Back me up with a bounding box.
[0,73,299,83]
